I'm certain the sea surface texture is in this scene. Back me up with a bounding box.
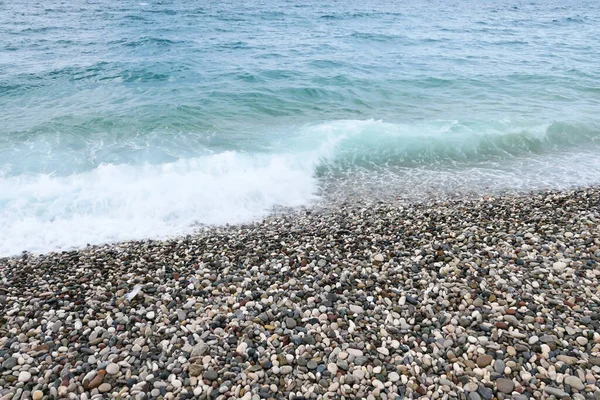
[1,0,599,255]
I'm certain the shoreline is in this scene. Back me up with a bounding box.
[0,185,587,261]
[1,187,600,399]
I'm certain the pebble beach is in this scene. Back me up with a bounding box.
[1,188,600,400]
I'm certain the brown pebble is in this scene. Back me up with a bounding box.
[477,354,494,368]
[496,321,509,329]
[86,370,106,390]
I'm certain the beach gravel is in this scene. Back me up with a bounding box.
[1,188,600,399]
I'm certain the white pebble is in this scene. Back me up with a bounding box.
[18,371,31,382]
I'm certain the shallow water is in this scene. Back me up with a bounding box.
[2,0,600,255]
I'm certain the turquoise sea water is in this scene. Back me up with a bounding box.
[1,0,600,255]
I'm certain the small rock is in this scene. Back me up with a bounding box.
[2,357,17,370]
[552,261,567,271]
[303,335,316,345]
[388,372,399,382]
[544,387,570,398]
[18,371,31,382]
[327,363,338,375]
[236,342,248,354]
[529,335,539,345]
[476,354,493,368]
[191,343,209,357]
[349,305,364,314]
[189,364,203,376]
[377,347,389,356]
[564,375,585,390]
[477,386,493,400]
[106,363,119,375]
[285,318,296,329]
[336,359,349,371]
[496,378,514,393]
[493,359,505,374]
[203,370,218,381]
[468,393,482,400]
[556,355,578,365]
[347,348,363,357]
[98,383,112,393]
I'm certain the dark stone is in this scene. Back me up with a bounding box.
[496,378,514,393]
[469,393,482,400]
[303,335,316,345]
[297,357,307,367]
[2,357,17,370]
[285,318,296,329]
[494,359,505,374]
[203,370,218,381]
[477,386,493,400]
[336,359,349,371]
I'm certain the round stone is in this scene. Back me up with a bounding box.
[377,347,389,356]
[347,348,363,357]
[478,386,493,400]
[328,382,339,392]
[349,305,364,314]
[2,357,17,370]
[203,370,218,381]
[476,354,493,368]
[541,344,551,354]
[32,391,43,400]
[98,383,112,393]
[353,369,365,380]
[553,261,567,271]
[285,318,296,329]
[327,363,338,375]
[388,372,400,382]
[496,378,514,393]
[236,342,248,354]
[493,359,505,374]
[336,359,349,370]
[529,336,539,345]
[280,366,292,374]
[18,371,31,382]
[106,363,119,375]
[564,375,584,390]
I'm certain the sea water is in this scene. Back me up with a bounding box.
[1,0,599,255]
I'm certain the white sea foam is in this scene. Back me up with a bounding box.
[2,118,600,257]
[0,151,321,256]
